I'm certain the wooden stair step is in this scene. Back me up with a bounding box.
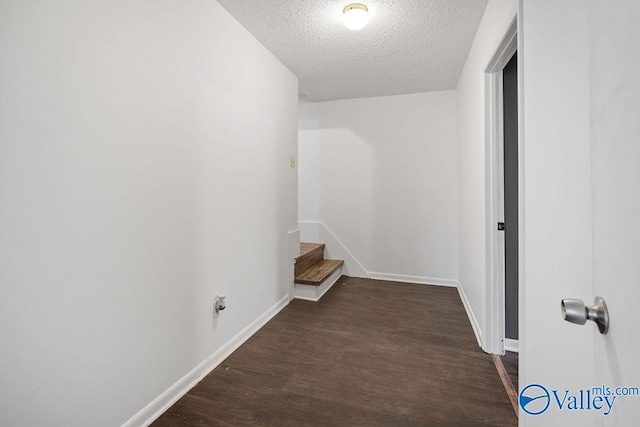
[295,259,344,286]
[295,243,325,278]
[298,242,324,258]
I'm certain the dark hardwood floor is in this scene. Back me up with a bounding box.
[153,277,517,426]
[502,351,519,392]
[492,351,519,416]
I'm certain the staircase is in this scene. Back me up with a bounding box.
[294,243,344,301]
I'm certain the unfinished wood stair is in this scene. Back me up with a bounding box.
[294,243,343,301]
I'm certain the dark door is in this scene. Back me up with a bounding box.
[503,52,518,341]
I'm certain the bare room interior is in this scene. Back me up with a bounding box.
[2,1,639,426]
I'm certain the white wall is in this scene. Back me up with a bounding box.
[456,0,518,345]
[0,1,297,426]
[298,116,320,222]
[298,91,459,285]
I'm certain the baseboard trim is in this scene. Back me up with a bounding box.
[368,272,458,287]
[293,295,320,302]
[122,295,290,427]
[504,338,519,353]
[456,282,483,348]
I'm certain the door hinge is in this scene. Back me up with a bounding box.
[497,222,505,231]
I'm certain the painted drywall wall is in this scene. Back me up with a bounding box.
[298,91,458,284]
[456,0,518,346]
[0,1,297,426]
[298,117,320,222]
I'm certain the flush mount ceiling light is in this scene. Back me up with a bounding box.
[342,3,369,31]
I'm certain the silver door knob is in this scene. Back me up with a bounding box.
[561,296,609,334]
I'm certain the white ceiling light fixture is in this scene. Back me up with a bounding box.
[342,3,369,31]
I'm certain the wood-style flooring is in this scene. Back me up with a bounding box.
[153,277,517,426]
[502,351,518,391]
[492,352,519,416]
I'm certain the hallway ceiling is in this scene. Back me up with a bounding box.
[216,0,489,102]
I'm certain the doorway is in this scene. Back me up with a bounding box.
[484,18,520,413]
[502,51,518,350]
[484,17,518,356]
[497,50,519,409]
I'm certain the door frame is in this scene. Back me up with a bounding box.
[484,17,518,355]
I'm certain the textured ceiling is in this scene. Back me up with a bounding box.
[216,0,489,102]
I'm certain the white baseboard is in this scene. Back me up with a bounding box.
[456,282,483,348]
[294,267,342,302]
[122,295,290,427]
[368,272,458,287]
[504,338,519,353]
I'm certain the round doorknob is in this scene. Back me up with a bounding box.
[561,296,609,334]
[561,298,588,325]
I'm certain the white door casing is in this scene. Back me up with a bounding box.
[485,17,517,356]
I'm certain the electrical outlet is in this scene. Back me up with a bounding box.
[214,295,226,315]
[289,155,296,168]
